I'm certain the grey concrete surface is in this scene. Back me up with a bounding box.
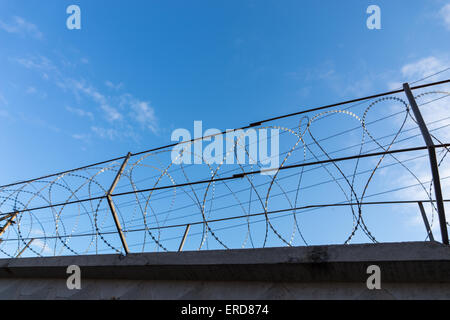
[0,241,449,299]
[1,278,450,300]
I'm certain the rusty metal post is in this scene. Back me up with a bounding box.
[107,152,132,255]
[404,83,448,245]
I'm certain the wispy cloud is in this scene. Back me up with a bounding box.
[298,60,376,97]
[132,101,157,133]
[91,126,119,140]
[71,133,91,143]
[71,80,107,104]
[65,106,94,120]
[105,81,123,90]
[101,104,122,122]
[401,56,448,79]
[14,54,159,141]
[388,56,449,90]
[13,55,57,80]
[31,238,53,254]
[121,95,158,134]
[26,86,37,94]
[0,16,43,39]
[69,80,123,122]
[24,86,47,99]
[70,80,157,135]
[440,4,450,30]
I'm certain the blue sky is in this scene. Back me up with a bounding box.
[1,0,450,255]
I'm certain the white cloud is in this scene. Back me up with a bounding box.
[0,16,43,39]
[65,106,94,120]
[301,60,376,97]
[440,4,450,30]
[105,81,123,90]
[71,80,106,104]
[31,239,53,254]
[24,86,47,98]
[14,54,158,139]
[68,80,123,122]
[388,56,449,90]
[13,56,57,81]
[71,133,91,142]
[91,126,119,140]
[66,79,158,136]
[401,56,448,79]
[130,100,158,133]
[26,86,37,94]
[119,94,158,133]
[101,104,122,122]
[15,57,38,69]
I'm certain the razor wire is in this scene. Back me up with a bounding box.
[0,85,449,257]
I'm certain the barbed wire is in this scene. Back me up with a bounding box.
[0,78,449,257]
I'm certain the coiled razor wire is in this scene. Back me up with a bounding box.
[0,90,449,257]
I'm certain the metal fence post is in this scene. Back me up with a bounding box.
[417,202,435,242]
[178,224,191,252]
[106,152,132,255]
[16,238,34,258]
[403,83,448,245]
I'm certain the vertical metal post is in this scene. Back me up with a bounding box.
[0,212,18,237]
[107,152,132,255]
[178,224,191,252]
[16,239,34,258]
[418,202,434,242]
[404,83,448,245]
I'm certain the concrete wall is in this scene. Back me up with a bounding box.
[0,241,449,300]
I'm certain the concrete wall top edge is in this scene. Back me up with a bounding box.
[0,242,449,283]
[1,241,449,269]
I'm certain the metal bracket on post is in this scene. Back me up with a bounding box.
[0,212,18,237]
[107,152,132,255]
[0,212,18,223]
[404,83,449,245]
[418,202,435,242]
[178,224,191,252]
